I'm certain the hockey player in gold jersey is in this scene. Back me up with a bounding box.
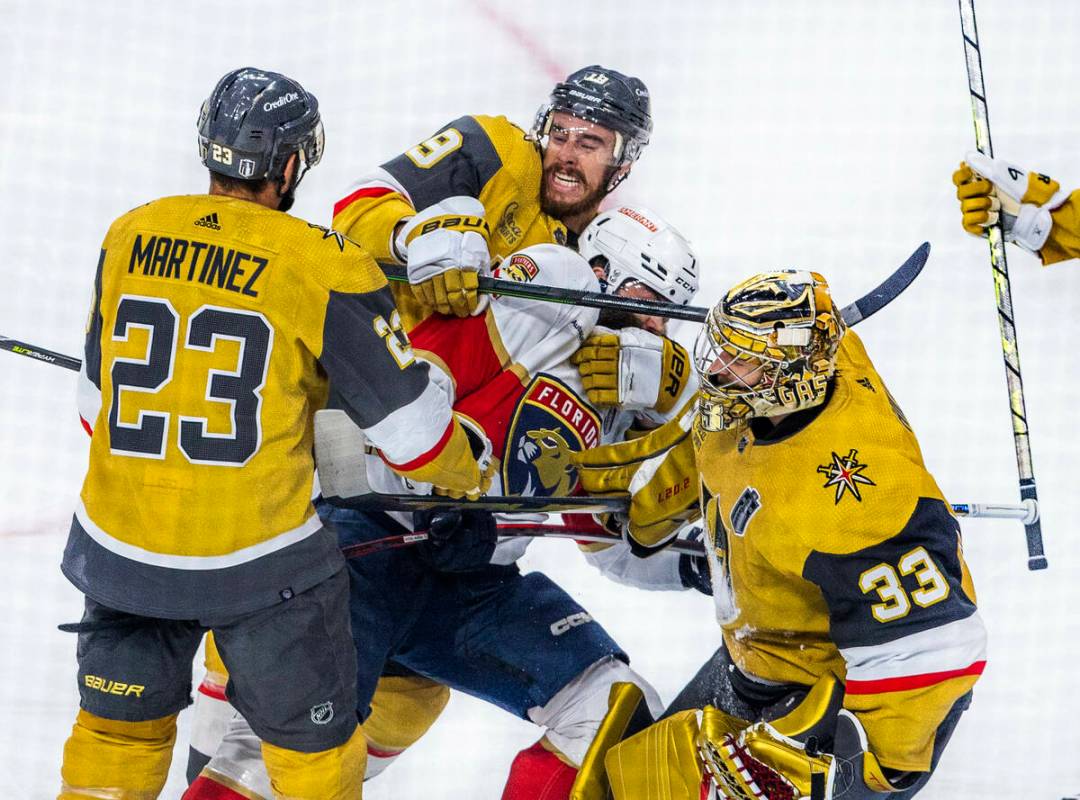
[58,67,488,800]
[953,151,1080,263]
[572,272,986,798]
[331,65,655,322]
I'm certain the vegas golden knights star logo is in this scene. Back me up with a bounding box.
[816,449,875,503]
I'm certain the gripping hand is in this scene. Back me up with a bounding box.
[571,328,692,414]
[399,417,493,501]
[396,196,490,316]
[413,508,497,572]
[572,397,700,550]
[953,152,1068,253]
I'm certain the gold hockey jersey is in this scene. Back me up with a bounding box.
[694,331,986,773]
[331,115,568,328]
[67,194,455,619]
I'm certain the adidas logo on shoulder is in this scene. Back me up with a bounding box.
[194,212,222,230]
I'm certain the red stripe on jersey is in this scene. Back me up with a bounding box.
[845,660,986,695]
[197,680,228,702]
[80,416,93,437]
[383,419,455,472]
[333,186,393,218]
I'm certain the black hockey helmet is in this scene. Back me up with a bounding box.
[529,65,652,169]
[197,67,324,188]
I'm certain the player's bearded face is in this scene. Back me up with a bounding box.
[541,113,619,218]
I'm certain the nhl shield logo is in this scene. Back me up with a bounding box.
[310,701,334,725]
[504,375,600,496]
[728,487,761,536]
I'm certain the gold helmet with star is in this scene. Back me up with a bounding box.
[693,270,845,431]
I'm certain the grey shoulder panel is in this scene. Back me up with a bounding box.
[381,116,503,211]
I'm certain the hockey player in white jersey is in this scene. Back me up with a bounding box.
[185,206,707,800]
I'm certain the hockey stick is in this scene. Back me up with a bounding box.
[324,492,627,515]
[379,241,930,328]
[339,520,707,560]
[327,492,1036,524]
[337,498,1037,560]
[0,336,81,372]
[0,243,929,374]
[959,0,1047,570]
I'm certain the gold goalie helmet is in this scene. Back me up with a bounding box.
[694,270,845,432]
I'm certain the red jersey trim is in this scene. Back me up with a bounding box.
[333,186,394,218]
[383,419,455,472]
[845,660,986,695]
[80,416,93,437]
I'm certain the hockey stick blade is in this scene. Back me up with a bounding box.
[838,242,930,325]
[325,492,628,515]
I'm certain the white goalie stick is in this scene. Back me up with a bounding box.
[959,0,1048,570]
[380,241,932,328]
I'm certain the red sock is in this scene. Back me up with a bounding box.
[182,774,249,800]
[501,740,579,800]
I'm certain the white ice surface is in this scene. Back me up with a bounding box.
[2,1,1079,797]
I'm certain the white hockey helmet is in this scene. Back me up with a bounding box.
[578,206,699,307]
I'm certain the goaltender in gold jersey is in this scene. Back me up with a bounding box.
[573,272,986,799]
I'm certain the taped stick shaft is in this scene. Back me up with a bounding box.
[958,0,1047,569]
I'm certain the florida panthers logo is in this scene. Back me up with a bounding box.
[517,428,575,496]
[504,375,600,496]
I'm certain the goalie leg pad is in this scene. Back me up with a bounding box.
[59,709,177,799]
[604,709,709,800]
[570,681,656,800]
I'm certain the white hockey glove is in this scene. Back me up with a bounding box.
[395,196,491,317]
[953,152,1069,253]
[571,328,692,414]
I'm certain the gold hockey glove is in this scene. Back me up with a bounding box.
[571,329,692,415]
[953,152,1068,253]
[400,417,493,500]
[396,196,490,316]
[572,396,700,550]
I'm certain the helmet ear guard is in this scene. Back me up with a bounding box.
[694,271,845,432]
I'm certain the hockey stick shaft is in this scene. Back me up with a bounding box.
[339,499,1034,560]
[380,241,929,328]
[959,0,1047,570]
[0,336,81,372]
[332,491,1033,523]
[340,521,706,560]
